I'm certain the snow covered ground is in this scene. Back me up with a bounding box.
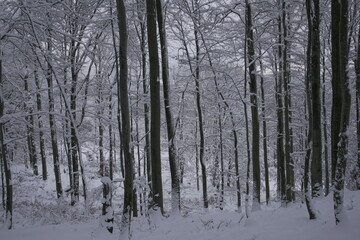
[1,189,359,240]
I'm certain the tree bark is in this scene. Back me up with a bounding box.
[193,0,208,209]
[46,28,63,198]
[332,0,350,225]
[322,38,330,196]
[146,0,164,213]
[116,0,135,225]
[34,68,47,180]
[281,0,294,203]
[356,24,360,190]
[245,0,261,211]
[304,0,317,219]
[331,0,342,186]
[156,0,181,212]
[276,15,286,205]
[0,52,12,229]
[309,0,323,198]
[24,73,38,176]
[258,43,270,205]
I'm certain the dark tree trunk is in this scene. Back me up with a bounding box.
[322,38,330,196]
[46,31,63,199]
[332,0,350,225]
[34,68,47,180]
[195,121,200,191]
[24,74,38,176]
[98,86,105,177]
[69,37,79,205]
[193,1,208,208]
[304,0,317,219]
[245,0,261,211]
[109,93,114,181]
[309,0,323,198]
[156,0,181,212]
[330,0,342,186]
[275,16,286,205]
[116,0,135,226]
[281,0,294,203]
[0,53,12,229]
[356,24,360,190]
[258,44,270,205]
[218,107,225,210]
[146,0,164,213]
[101,177,113,233]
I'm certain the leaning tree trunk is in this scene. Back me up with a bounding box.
[156,0,181,212]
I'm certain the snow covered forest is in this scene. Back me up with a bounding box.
[1,0,360,239]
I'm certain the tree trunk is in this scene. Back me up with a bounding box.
[101,177,113,233]
[109,93,114,181]
[24,73,38,176]
[146,0,164,214]
[276,15,286,205]
[245,0,261,211]
[194,1,208,208]
[330,0,342,186]
[259,44,270,205]
[356,24,360,190]
[322,38,330,196]
[97,84,105,177]
[281,0,294,203]
[304,0,317,219]
[116,0,135,226]
[156,0,181,212]
[46,29,63,198]
[69,36,80,205]
[34,68,47,180]
[309,0,323,198]
[0,52,12,229]
[332,0,350,225]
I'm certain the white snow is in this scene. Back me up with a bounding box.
[1,190,359,240]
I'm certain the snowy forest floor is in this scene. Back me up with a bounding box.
[1,164,360,240]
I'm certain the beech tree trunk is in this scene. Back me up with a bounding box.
[309,0,323,198]
[116,0,135,225]
[245,0,261,211]
[156,0,181,212]
[146,0,164,213]
[332,0,350,225]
